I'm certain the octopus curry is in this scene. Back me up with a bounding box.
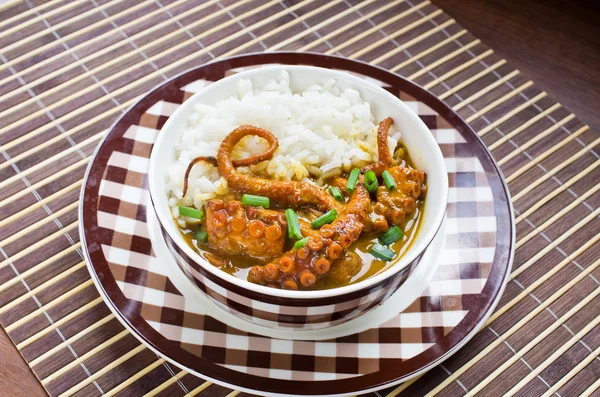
[175,118,427,291]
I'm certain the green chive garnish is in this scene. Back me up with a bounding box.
[346,168,360,192]
[242,194,270,208]
[379,226,404,245]
[294,236,310,249]
[285,209,303,240]
[179,206,204,219]
[364,170,378,194]
[371,243,395,261]
[311,209,338,229]
[195,230,208,243]
[328,186,345,202]
[382,170,397,191]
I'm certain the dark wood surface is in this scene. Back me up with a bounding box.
[431,0,600,131]
[0,1,598,395]
[0,328,47,396]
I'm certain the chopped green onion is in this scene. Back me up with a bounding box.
[195,230,208,243]
[346,168,360,192]
[364,170,379,194]
[311,209,338,229]
[371,243,395,261]
[179,206,204,219]
[242,194,270,208]
[328,186,345,202]
[382,170,397,191]
[294,236,310,249]
[379,225,404,245]
[285,209,303,240]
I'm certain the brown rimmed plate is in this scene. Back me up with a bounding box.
[79,53,514,396]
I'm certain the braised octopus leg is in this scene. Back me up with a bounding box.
[205,199,286,259]
[183,156,217,197]
[298,219,322,239]
[330,176,348,192]
[361,117,393,176]
[330,178,388,235]
[248,181,370,290]
[333,118,426,230]
[217,125,344,213]
[182,131,280,197]
[374,166,426,226]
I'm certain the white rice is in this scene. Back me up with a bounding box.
[167,70,401,221]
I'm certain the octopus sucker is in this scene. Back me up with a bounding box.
[178,118,426,290]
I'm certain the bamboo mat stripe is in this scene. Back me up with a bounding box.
[0,0,598,396]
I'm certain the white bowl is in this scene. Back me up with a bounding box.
[148,65,448,330]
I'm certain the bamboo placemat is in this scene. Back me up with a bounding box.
[0,0,598,396]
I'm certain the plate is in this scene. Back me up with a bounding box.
[80,53,514,396]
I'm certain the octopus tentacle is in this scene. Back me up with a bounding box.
[298,219,322,239]
[183,156,217,197]
[217,125,344,212]
[249,181,370,289]
[183,128,280,197]
[361,117,393,176]
[331,177,348,191]
[224,125,280,167]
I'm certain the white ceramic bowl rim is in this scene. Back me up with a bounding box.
[148,65,448,300]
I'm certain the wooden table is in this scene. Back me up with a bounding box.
[0,1,598,395]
